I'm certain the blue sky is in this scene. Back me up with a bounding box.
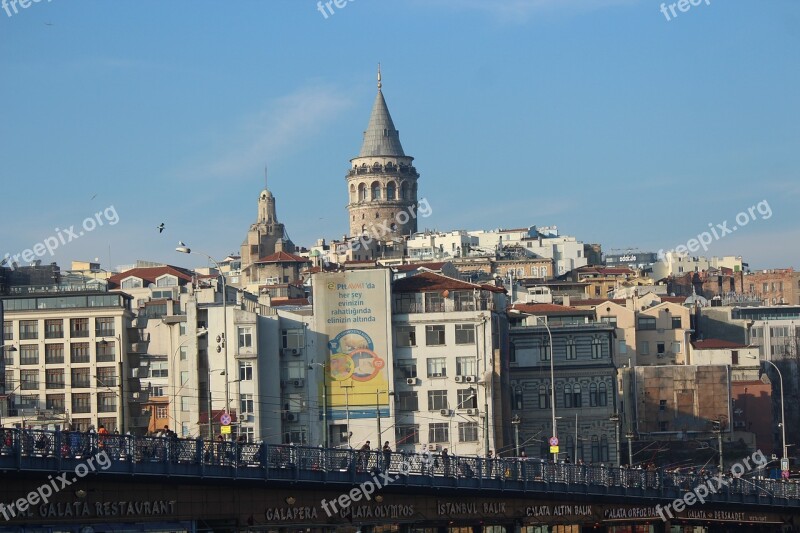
[1,0,798,272]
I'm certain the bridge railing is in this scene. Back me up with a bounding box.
[1,428,799,506]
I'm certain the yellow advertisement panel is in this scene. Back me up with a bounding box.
[313,270,392,419]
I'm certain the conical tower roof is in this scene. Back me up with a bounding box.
[358,68,406,158]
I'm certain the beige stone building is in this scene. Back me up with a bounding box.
[239,185,295,287]
[635,301,692,365]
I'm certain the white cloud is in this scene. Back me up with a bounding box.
[179,84,353,181]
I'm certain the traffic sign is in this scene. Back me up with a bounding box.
[549,437,559,447]
[221,425,231,435]
[550,446,559,454]
[782,458,790,471]
[220,413,232,426]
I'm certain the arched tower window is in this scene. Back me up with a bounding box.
[349,184,356,203]
[386,181,397,200]
[371,181,381,200]
[400,182,408,200]
[358,183,367,202]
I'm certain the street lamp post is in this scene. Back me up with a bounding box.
[177,245,231,433]
[625,431,634,466]
[309,362,329,448]
[512,414,521,456]
[748,355,787,471]
[609,413,620,467]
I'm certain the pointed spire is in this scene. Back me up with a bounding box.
[358,67,406,158]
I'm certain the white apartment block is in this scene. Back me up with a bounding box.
[406,231,479,261]
[469,226,588,275]
[651,253,743,280]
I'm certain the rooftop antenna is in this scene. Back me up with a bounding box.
[264,164,268,191]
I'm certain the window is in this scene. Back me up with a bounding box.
[70,318,90,338]
[45,319,63,339]
[281,329,304,349]
[395,391,419,411]
[181,396,191,412]
[71,368,90,388]
[155,275,177,287]
[427,358,446,377]
[639,341,650,356]
[45,369,64,389]
[426,325,446,346]
[395,325,416,347]
[20,345,39,365]
[565,338,577,360]
[149,361,168,378]
[386,182,396,200]
[394,293,419,313]
[371,182,381,200]
[179,346,187,361]
[96,341,116,362]
[539,339,551,361]
[424,292,445,313]
[180,371,189,386]
[427,390,448,410]
[732,350,739,365]
[238,327,253,349]
[591,436,600,463]
[457,389,477,409]
[591,337,603,359]
[395,425,420,445]
[240,426,254,442]
[156,406,168,419]
[95,317,115,337]
[539,384,551,409]
[659,399,667,411]
[281,361,306,380]
[395,360,417,379]
[45,344,64,364]
[659,421,669,431]
[564,383,573,408]
[671,316,682,329]
[98,393,117,413]
[239,361,253,381]
[3,349,12,365]
[20,369,39,390]
[151,386,165,397]
[283,429,308,445]
[3,321,13,340]
[513,386,523,410]
[453,291,476,311]
[429,423,449,443]
[618,340,627,355]
[600,436,609,462]
[179,322,187,336]
[657,342,666,356]
[455,324,476,344]
[20,320,38,340]
[572,384,582,407]
[600,316,618,326]
[240,394,254,417]
[590,383,598,407]
[455,356,476,377]
[46,394,65,413]
[458,422,479,442]
[97,367,117,387]
[598,382,608,406]
[672,342,681,354]
[121,277,143,289]
[637,317,656,330]
[72,393,91,414]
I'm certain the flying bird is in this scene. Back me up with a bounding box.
[178,241,186,247]
[90,193,97,200]
[157,223,165,233]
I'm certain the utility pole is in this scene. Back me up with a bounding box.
[376,390,382,443]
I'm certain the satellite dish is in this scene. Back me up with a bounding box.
[441,290,450,298]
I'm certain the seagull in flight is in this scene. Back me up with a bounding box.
[157,223,165,233]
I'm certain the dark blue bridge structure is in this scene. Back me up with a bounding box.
[1,428,800,532]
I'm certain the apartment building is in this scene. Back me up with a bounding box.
[1,280,143,433]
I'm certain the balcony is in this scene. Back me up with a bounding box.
[19,332,38,341]
[71,330,90,338]
[95,329,116,338]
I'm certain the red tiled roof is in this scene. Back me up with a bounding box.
[509,303,593,316]
[255,251,310,263]
[661,296,688,304]
[108,265,195,288]
[393,271,505,293]
[691,339,750,350]
[393,262,448,272]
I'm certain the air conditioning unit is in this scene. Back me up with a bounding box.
[282,348,300,356]
[466,408,479,416]
[406,378,417,385]
[464,376,476,383]
[293,379,305,388]
[428,444,440,451]
[283,412,297,422]
[454,376,464,383]
[439,409,452,416]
